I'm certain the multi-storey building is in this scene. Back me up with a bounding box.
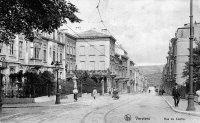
[163,22,200,97]
[1,30,66,96]
[60,31,77,78]
[113,45,129,93]
[127,60,135,93]
[76,30,116,93]
[163,23,200,87]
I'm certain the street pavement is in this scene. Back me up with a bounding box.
[0,93,97,118]
[1,93,200,123]
[162,95,200,116]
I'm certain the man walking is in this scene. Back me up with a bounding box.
[172,83,181,107]
[92,87,97,100]
[73,88,78,102]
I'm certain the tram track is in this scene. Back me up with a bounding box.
[81,94,140,123]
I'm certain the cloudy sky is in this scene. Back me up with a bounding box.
[65,0,200,66]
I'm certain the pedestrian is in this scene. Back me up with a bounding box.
[162,89,165,95]
[172,83,181,107]
[108,88,111,96]
[92,87,97,99]
[73,88,78,102]
[149,90,151,93]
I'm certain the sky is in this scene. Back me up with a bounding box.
[64,0,200,66]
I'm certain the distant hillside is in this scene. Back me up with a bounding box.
[136,65,164,87]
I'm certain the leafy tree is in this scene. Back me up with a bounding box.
[60,79,74,95]
[40,71,55,97]
[23,71,42,97]
[0,0,81,44]
[9,73,17,97]
[23,70,56,97]
[182,43,200,94]
[74,70,102,94]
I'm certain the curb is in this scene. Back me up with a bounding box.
[2,98,95,108]
[0,99,94,120]
[162,96,200,117]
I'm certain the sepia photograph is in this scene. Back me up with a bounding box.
[1,0,200,122]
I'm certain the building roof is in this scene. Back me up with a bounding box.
[76,30,116,41]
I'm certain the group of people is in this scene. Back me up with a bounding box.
[72,87,119,101]
[72,87,98,102]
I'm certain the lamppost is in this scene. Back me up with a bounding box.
[187,0,195,111]
[0,56,7,112]
[110,73,116,89]
[52,61,61,104]
[101,79,104,95]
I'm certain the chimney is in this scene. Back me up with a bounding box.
[75,27,81,32]
[59,29,68,33]
[101,28,109,35]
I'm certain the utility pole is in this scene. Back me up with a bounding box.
[186,0,195,111]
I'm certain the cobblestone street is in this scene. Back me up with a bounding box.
[1,93,200,123]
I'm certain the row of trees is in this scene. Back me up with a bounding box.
[60,71,103,96]
[6,70,105,98]
[8,70,55,98]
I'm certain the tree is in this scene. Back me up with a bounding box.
[0,0,81,44]
[182,43,200,94]
[23,70,56,97]
[40,71,55,97]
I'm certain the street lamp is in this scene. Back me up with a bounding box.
[110,73,116,89]
[52,61,61,104]
[187,0,195,111]
[101,79,104,95]
[0,55,7,112]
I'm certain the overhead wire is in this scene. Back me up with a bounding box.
[38,0,109,58]
[96,0,122,49]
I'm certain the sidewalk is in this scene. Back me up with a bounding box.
[2,93,98,108]
[0,93,103,118]
[162,95,200,116]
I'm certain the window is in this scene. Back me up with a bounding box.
[66,45,69,54]
[71,47,74,55]
[10,43,14,55]
[49,47,51,57]
[60,34,63,42]
[26,41,28,51]
[53,51,55,62]
[99,45,105,55]
[79,46,85,56]
[57,52,58,61]
[34,46,40,59]
[90,45,95,55]
[53,31,55,39]
[73,47,76,55]
[60,53,62,63]
[70,62,73,70]
[99,61,105,70]
[19,42,23,58]
[70,46,72,54]
[90,61,95,70]
[43,49,46,62]
[80,61,85,70]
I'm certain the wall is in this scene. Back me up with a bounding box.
[76,38,110,70]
